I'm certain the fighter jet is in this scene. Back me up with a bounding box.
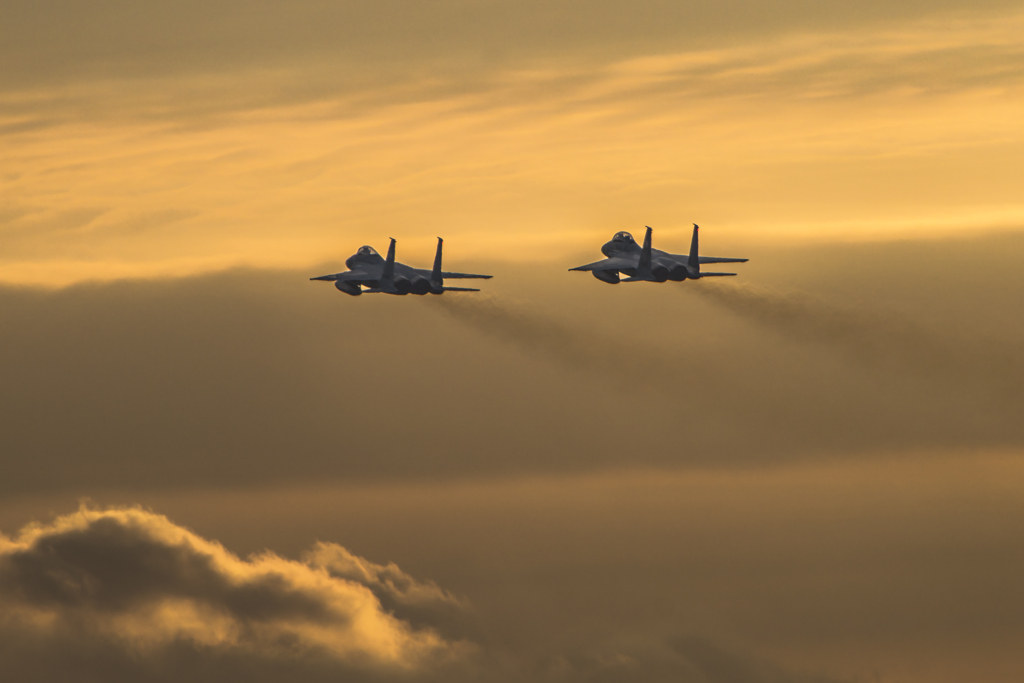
[310,237,492,295]
[569,224,747,284]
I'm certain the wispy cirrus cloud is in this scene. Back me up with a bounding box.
[3,8,1024,283]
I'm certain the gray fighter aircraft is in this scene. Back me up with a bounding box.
[310,237,491,295]
[569,224,747,284]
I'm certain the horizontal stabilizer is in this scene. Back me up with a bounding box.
[699,257,748,264]
[441,286,480,292]
[698,272,737,277]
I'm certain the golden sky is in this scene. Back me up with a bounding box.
[2,1,1024,682]
[3,0,1024,283]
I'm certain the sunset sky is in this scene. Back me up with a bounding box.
[2,1,1023,681]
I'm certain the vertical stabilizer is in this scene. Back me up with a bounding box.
[638,226,654,278]
[431,237,443,285]
[382,238,396,282]
[688,224,700,269]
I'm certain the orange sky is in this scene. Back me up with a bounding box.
[2,2,1024,682]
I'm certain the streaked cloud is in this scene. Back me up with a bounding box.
[3,8,1024,284]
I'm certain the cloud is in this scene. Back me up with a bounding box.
[0,506,470,680]
[473,636,858,683]
[671,636,855,683]
[4,8,1024,285]
[306,543,475,640]
[4,0,1014,94]
[430,293,656,375]
[2,243,1024,497]
[691,280,1024,406]
[0,504,871,682]
[5,4,1024,135]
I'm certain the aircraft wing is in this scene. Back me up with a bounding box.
[309,268,378,282]
[568,257,636,272]
[439,271,493,279]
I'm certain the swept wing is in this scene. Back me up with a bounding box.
[568,256,637,272]
[309,267,380,282]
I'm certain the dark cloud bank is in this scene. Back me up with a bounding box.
[2,231,1024,496]
[0,505,853,683]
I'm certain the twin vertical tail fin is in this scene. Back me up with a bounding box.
[430,236,481,292]
[637,226,654,279]
[382,238,397,284]
[431,237,444,289]
[688,224,700,272]
[620,226,656,282]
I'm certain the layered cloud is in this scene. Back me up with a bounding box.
[2,230,1024,495]
[0,506,469,679]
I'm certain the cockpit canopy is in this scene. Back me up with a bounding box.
[356,246,379,257]
[601,231,640,257]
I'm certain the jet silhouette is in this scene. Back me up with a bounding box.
[310,237,491,295]
[569,224,747,284]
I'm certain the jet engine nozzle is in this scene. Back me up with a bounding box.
[394,278,413,295]
[410,278,431,295]
[668,265,690,281]
[651,266,670,282]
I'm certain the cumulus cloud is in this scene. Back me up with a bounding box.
[0,506,471,680]
[306,543,475,640]
[0,504,875,682]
